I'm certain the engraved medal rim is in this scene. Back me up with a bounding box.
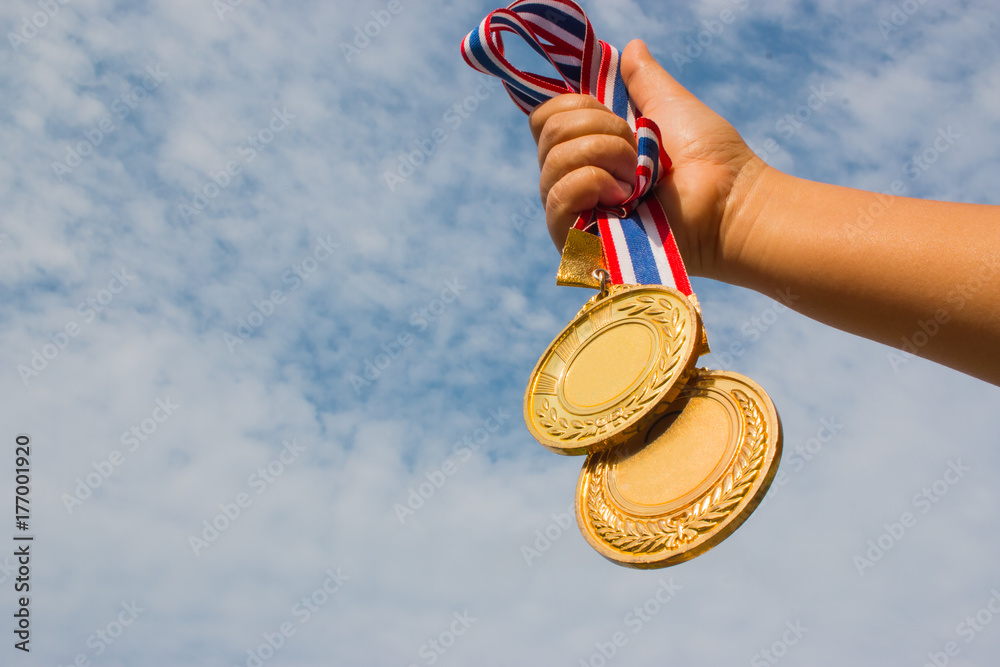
[523,284,701,456]
[574,369,783,569]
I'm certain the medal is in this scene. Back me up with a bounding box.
[576,369,782,568]
[524,277,704,456]
[463,0,783,567]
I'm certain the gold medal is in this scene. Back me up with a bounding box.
[524,229,707,456]
[524,281,704,456]
[524,232,782,567]
[575,369,782,568]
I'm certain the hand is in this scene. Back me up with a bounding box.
[528,39,766,280]
[529,40,1000,385]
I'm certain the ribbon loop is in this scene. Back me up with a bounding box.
[462,0,692,296]
[462,1,595,113]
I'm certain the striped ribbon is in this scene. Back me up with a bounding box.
[461,0,692,295]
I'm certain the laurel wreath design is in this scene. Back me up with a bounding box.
[535,296,687,442]
[586,389,768,554]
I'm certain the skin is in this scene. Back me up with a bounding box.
[529,40,1000,386]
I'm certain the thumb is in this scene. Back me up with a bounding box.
[620,40,698,120]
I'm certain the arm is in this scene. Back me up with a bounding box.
[529,40,1000,385]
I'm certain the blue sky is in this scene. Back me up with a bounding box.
[1,0,999,665]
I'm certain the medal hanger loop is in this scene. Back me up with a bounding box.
[600,205,629,219]
[593,268,610,298]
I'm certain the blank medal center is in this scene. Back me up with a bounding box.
[614,397,731,506]
[563,323,655,408]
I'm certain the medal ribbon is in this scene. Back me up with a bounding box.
[461,0,692,295]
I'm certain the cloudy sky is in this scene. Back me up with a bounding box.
[1,0,999,665]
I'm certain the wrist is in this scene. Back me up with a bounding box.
[713,155,786,289]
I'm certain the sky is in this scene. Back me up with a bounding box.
[1,0,999,665]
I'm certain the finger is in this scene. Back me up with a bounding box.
[536,108,636,170]
[528,94,613,145]
[544,166,631,249]
[540,134,636,205]
[620,40,702,120]
[621,39,732,160]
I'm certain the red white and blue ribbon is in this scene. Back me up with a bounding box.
[462,0,692,295]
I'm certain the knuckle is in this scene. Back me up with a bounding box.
[539,112,570,147]
[546,177,584,223]
[545,180,569,216]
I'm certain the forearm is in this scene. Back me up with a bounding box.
[717,158,1000,384]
